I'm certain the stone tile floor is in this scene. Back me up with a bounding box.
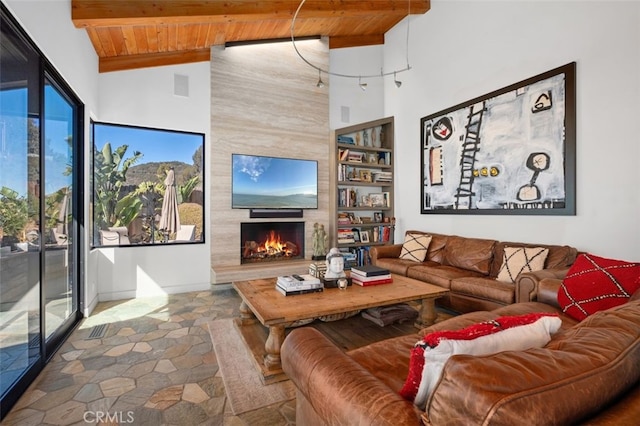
[2,287,295,426]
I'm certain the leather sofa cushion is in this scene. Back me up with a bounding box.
[407,264,484,288]
[490,241,578,277]
[442,235,496,274]
[349,311,509,393]
[425,299,640,425]
[374,257,420,276]
[450,276,516,305]
[348,303,568,394]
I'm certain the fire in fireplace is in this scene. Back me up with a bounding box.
[241,222,305,264]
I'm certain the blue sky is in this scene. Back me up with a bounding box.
[93,123,203,165]
[1,86,74,196]
[232,154,317,196]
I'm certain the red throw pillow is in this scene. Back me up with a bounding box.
[558,253,640,321]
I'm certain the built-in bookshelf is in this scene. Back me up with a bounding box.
[330,117,395,267]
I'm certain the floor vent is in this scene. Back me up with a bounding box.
[87,324,108,340]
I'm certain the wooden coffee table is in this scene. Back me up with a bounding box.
[232,274,449,383]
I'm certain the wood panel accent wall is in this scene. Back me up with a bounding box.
[210,39,330,283]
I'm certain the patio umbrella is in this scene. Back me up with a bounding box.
[158,168,181,241]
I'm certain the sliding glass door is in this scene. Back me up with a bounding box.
[43,79,78,343]
[0,4,83,419]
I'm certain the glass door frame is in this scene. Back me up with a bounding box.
[41,72,84,355]
[0,3,84,419]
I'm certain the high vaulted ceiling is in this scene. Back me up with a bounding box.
[71,0,430,73]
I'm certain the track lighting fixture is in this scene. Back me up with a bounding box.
[316,69,325,88]
[394,72,402,88]
[359,77,367,91]
[291,0,413,89]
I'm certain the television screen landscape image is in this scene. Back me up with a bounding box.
[232,154,318,209]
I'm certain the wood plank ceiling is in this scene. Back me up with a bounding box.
[71,0,430,73]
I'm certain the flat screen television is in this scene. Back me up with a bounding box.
[232,154,318,209]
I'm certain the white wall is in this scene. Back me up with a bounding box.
[96,63,212,300]
[380,0,639,261]
[329,45,385,128]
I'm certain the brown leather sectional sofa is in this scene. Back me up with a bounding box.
[370,230,578,313]
[281,280,640,425]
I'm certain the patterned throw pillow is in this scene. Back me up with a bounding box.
[558,253,640,321]
[399,233,432,262]
[399,313,561,409]
[496,246,549,283]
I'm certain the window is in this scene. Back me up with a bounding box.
[91,122,205,247]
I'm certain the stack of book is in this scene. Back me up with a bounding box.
[337,229,356,244]
[276,274,323,296]
[372,171,392,182]
[350,265,392,286]
[361,303,418,326]
[337,213,352,225]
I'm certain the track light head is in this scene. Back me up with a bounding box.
[394,72,402,88]
[359,77,367,91]
[316,70,325,88]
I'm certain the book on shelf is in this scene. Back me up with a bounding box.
[338,135,355,145]
[277,274,321,288]
[338,215,352,225]
[350,265,390,277]
[338,187,358,208]
[372,171,392,183]
[342,246,371,267]
[351,276,393,286]
[337,230,355,244]
[382,225,391,242]
[275,285,324,296]
[340,249,357,261]
[347,151,364,163]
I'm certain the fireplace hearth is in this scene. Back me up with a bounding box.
[241,222,304,264]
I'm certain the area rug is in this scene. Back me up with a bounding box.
[208,318,295,415]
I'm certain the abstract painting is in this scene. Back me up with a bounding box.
[421,62,576,215]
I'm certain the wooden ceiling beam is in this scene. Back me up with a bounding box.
[72,0,430,28]
[329,35,385,49]
[99,48,211,73]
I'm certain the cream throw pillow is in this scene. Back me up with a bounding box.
[399,233,432,262]
[497,246,549,283]
[400,313,562,409]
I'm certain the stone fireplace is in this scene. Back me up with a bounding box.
[210,41,329,283]
[240,222,305,264]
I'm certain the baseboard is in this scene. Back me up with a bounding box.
[98,282,213,302]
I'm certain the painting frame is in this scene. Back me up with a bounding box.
[420,62,576,215]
